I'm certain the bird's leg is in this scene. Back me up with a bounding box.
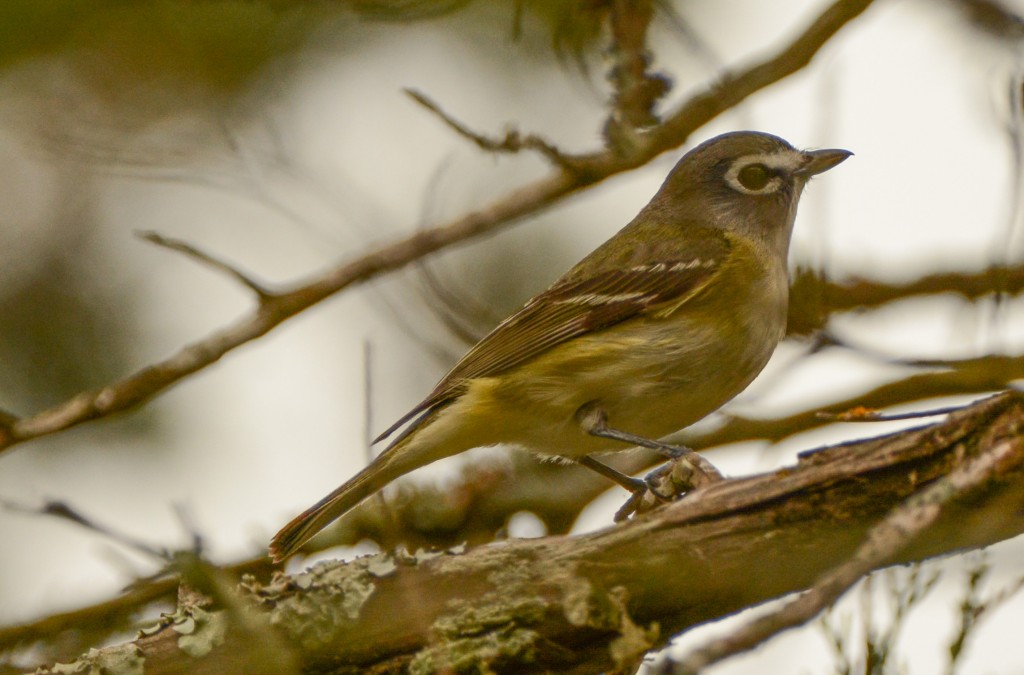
[578,455,647,493]
[575,401,724,508]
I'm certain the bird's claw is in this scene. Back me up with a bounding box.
[612,454,724,521]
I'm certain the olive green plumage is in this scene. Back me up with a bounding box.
[271,131,850,561]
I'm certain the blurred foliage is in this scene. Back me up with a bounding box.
[0,1,321,95]
[0,247,137,413]
[338,0,477,21]
[513,0,608,57]
[286,0,612,56]
[0,1,621,95]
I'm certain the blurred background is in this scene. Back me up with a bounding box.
[1,0,1023,672]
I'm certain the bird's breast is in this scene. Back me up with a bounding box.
[473,254,789,457]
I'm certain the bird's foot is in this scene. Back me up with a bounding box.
[613,451,724,522]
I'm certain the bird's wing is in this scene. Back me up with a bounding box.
[375,227,732,444]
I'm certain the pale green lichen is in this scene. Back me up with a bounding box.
[561,575,660,670]
[412,547,445,562]
[171,615,196,636]
[606,587,659,670]
[137,621,165,637]
[483,548,544,589]
[34,644,144,675]
[174,607,227,658]
[397,547,551,672]
[433,595,547,639]
[268,555,387,652]
[409,628,541,674]
[409,547,556,672]
[366,555,397,577]
[560,573,600,627]
[293,559,377,620]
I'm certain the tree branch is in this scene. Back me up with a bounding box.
[603,0,670,149]
[403,88,571,166]
[8,354,1018,665]
[788,264,1024,335]
[0,556,276,668]
[682,353,1024,451]
[29,392,1024,673]
[666,408,1020,673]
[137,231,276,300]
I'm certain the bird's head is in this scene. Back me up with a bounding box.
[650,131,851,258]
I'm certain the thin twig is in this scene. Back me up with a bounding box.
[646,0,876,150]
[791,264,1024,317]
[403,88,571,167]
[681,355,1023,453]
[946,553,1024,673]
[362,339,373,463]
[137,231,275,301]
[0,498,170,560]
[0,556,274,659]
[816,403,968,422]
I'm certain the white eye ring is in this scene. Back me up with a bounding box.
[724,151,805,195]
[725,160,782,195]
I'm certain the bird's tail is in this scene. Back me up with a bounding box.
[270,432,442,562]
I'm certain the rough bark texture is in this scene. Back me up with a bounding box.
[35,392,1024,674]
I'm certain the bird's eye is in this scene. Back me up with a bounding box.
[737,164,772,191]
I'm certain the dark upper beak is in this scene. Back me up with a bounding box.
[794,148,853,177]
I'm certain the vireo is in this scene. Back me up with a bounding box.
[271,131,850,561]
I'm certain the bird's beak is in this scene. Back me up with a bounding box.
[795,148,853,177]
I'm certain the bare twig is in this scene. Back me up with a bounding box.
[646,0,876,151]
[137,231,275,300]
[403,88,571,167]
[816,403,968,422]
[0,0,876,455]
[818,564,941,675]
[956,0,1024,40]
[946,553,1024,673]
[788,264,1024,335]
[0,556,274,664]
[0,498,170,560]
[682,353,1024,452]
[0,407,17,446]
[821,265,1024,307]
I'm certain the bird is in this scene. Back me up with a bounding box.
[270,130,851,561]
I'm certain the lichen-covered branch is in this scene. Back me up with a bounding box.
[7,349,1019,670]
[8,358,1021,665]
[31,393,1024,673]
